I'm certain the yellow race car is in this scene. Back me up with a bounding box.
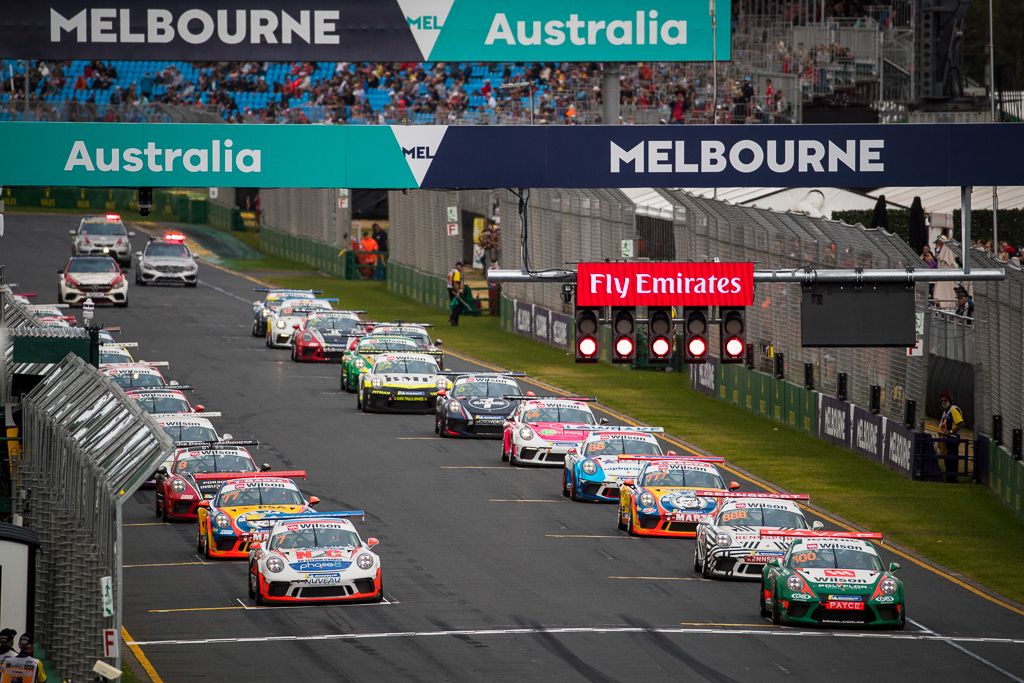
[356,352,452,413]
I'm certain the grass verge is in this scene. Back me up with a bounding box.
[226,246,1024,605]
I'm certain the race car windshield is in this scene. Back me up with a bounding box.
[523,407,596,424]
[135,396,191,414]
[453,381,518,398]
[81,223,125,236]
[176,454,255,474]
[718,507,808,529]
[309,317,359,332]
[217,485,304,507]
[640,469,725,489]
[146,243,189,258]
[378,329,430,347]
[373,359,438,374]
[584,439,662,456]
[68,258,119,273]
[359,340,415,352]
[162,425,219,442]
[111,373,165,389]
[791,548,883,572]
[270,527,361,550]
[99,350,132,364]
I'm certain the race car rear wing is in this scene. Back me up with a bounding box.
[175,439,259,449]
[440,371,526,377]
[376,321,434,328]
[100,342,139,348]
[564,425,664,433]
[758,529,883,540]
[693,491,809,501]
[503,395,597,402]
[619,455,725,463]
[150,411,222,419]
[252,510,366,523]
[192,470,307,482]
[254,288,323,294]
[314,310,367,316]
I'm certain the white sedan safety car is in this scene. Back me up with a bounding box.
[70,213,135,267]
[135,233,199,287]
[501,396,601,467]
[693,492,823,579]
[57,256,128,306]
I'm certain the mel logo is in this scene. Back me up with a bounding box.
[397,0,455,59]
[390,125,448,185]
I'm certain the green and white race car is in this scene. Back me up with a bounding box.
[760,530,905,629]
[340,336,420,392]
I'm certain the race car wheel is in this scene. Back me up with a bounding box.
[186,280,198,288]
[562,470,570,497]
[771,588,783,625]
[252,321,260,337]
[701,554,714,579]
[254,572,265,606]
[341,373,348,392]
[500,439,510,462]
[248,565,258,599]
[896,609,906,630]
[434,414,440,434]
[154,494,162,518]
[692,546,702,573]
[759,589,770,618]
[196,528,204,554]
[625,510,635,536]
[438,416,447,438]
[265,334,272,348]
[360,391,370,413]
[568,473,579,501]
[200,529,212,559]
[116,298,128,308]
[617,505,627,530]
[508,445,519,467]
[135,270,144,285]
[290,346,297,361]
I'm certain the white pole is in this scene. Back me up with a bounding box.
[989,0,998,255]
[710,0,717,125]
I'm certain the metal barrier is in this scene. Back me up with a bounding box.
[913,434,978,483]
[17,354,173,680]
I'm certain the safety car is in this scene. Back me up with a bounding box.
[69,213,134,267]
[617,458,740,537]
[562,426,667,502]
[251,288,320,337]
[125,388,205,416]
[435,372,525,439]
[100,362,175,389]
[340,336,419,392]
[135,232,198,286]
[501,397,600,466]
[197,472,317,559]
[357,352,451,413]
[248,512,382,604]
[694,492,824,579]
[290,310,367,362]
[265,298,336,348]
[153,444,266,521]
[760,530,905,628]
[368,323,444,369]
[57,256,128,306]
[98,342,136,365]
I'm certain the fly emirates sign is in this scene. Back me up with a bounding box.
[576,263,754,307]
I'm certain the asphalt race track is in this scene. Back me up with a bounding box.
[5,213,1024,682]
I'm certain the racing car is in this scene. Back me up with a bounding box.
[155,414,226,444]
[760,530,905,629]
[340,336,419,392]
[562,426,667,502]
[125,387,205,416]
[100,362,176,389]
[434,372,526,438]
[356,352,451,413]
[26,304,77,327]
[265,297,336,348]
[501,396,601,466]
[154,443,268,521]
[251,288,320,337]
[617,457,740,537]
[98,342,136,365]
[248,512,382,604]
[196,472,317,559]
[368,323,444,369]
[290,310,367,362]
[693,492,824,579]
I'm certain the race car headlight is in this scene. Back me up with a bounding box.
[354,358,365,369]
[787,575,804,592]
[276,320,286,329]
[639,492,656,508]
[214,513,231,528]
[356,553,374,570]
[266,556,285,573]
[371,377,383,388]
[170,479,187,493]
[435,378,447,390]
[448,401,464,416]
[879,578,898,595]
[581,459,598,475]
[716,532,733,548]
[518,426,534,441]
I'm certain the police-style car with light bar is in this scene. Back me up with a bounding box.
[563,426,666,502]
[57,256,128,306]
[69,214,135,267]
[135,232,198,287]
[434,372,525,438]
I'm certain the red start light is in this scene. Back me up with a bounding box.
[163,232,187,243]
[577,336,599,358]
[614,336,635,357]
[725,336,745,358]
[651,336,671,358]
[687,337,707,357]
[105,213,121,221]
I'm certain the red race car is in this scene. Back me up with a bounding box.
[290,310,368,363]
[154,442,266,521]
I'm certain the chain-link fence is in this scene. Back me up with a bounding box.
[17,354,173,680]
[0,99,224,123]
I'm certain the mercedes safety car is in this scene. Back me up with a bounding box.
[251,288,320,337]
[760,530,905,629]
[501,397,600,466]
[154,444,267,521]
[98,342,136,365]
[368,323,444,369]
[434,372,525,438]
[694,492,824,579]
[57,256,128,306]
[340,336,419,392]
[248,512,382,604]
[197,472,316,559]
[265,298,336,348]
[100,362,175,389]
[617,457,740,537]
[290,310,366,362]
[357,352,451,413]
[135,232,198,286]
[69,214,134,267]
[125,388,204,415]
[562,426,667,502]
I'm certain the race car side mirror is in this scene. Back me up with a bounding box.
[623,479,635,487]
[526,390,536,397]
[888,562,901,574]
[128,231,136,237]
[292,324,300,330]
[768,559,781,568]
[157,466,168,476]
[68,229,77,235]
[308,496,320,506]
[197,500,210,508]
[194,405,205,412]
[811,521,824,531]
[566,448,578,456]
[667,450,677,456]
[260,463,272,472]
[223,433,234,440]
[437,389,446,397]
[366,537,380,548]
[728,481,740,490]
[435,339,443,346]
[599,418,609,425]
[135,252,143,259]
[252,300,260,306]
[56,268,64,274]
[250,542,262,550]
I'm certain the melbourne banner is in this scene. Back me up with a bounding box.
[575,262,755,307]
[1,122,1022,189]
[0,1,731,61]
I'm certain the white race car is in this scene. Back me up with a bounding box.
[98,342,137,365]
[100,362,174,389]
[563,426,666,502]
[248,512,382,604]
[694,492,823,579]
[501,396,601,466]
[155,414,228,444]
[357,352,451,413]
[266,298,335,348]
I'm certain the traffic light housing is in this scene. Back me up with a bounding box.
[647,307,674,364]
[574,307,600,363]
[719,307,746,364]
[682,307,709,363]
[610,307,636,364]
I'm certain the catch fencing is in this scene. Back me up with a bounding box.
[17,354,173,680]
